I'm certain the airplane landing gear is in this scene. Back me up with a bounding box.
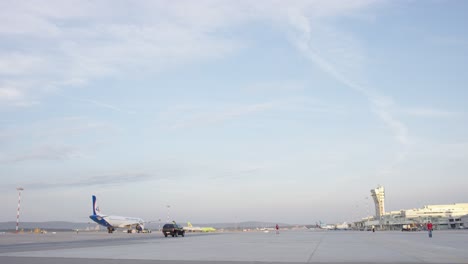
[107,227,115,233]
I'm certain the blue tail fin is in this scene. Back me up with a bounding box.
[92,195,97,215]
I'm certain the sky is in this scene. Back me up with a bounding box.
[1,0,468,224]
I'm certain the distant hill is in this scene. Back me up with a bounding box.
[0,221,92,232]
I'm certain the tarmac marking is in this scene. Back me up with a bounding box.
[306,233,325,262]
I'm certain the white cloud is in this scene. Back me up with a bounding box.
[0,116,112,164]
[0,144,81,164]
[0,1,384,109]
[61,96,136,114]
[243,81,306,92]
[0,12,60,36]
[0,1,249,108]
[0,87,22,101]
[24,172,157,189]
[373,106,410,145]
[0,53,45,75]
[161,101,278,130]
[159,95,347,130]
[402,107,461,118]
[283,3,415,146]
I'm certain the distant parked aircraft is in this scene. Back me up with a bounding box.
[313,221,349,230]
[335,222,350,230]
[89,195,146,233]
[201,226,216,232]
[317,221,335,230]
[183,222,202,232]
[183,222,216,232]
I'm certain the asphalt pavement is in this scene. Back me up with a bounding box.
[1,230,467,263]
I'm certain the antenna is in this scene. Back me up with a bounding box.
[16,187,24,233]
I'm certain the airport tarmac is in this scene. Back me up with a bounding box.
[0,230,467,264]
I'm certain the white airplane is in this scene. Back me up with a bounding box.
[317,221,335,230]
[89,195,146,233]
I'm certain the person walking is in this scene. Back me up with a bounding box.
[427,221,433,238]
[275,224,279,235]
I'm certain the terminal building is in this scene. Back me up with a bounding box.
[355,186,468,230]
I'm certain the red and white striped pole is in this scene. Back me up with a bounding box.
[16,187,24,233]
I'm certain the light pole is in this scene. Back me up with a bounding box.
[166,205,171,223]
[16,187,24,233]
[353,203,357,230]
[365,196,370,230]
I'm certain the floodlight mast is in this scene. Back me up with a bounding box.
[166,205,171,223]
[16,187,24,233]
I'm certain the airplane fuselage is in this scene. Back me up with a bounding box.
[183,226,202,232]
[89,214,144,229]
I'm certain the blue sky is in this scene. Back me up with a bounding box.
[1,0,467,224]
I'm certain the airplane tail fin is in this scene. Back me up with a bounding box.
[188,222,193,227]
[92,195,101,215]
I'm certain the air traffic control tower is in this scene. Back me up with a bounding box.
[371,186,385,218]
